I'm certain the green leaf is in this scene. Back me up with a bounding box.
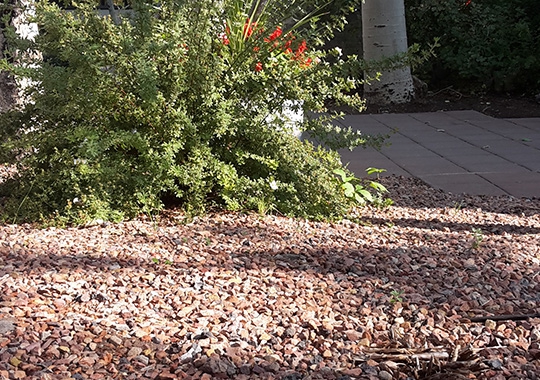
[369,181,388,193]
[342,182,355,197]
[366,167,386,176]
[357,188,373,202]
[333,168,354,182]
[354,193,366,204]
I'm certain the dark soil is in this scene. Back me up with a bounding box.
[364,88,540,119]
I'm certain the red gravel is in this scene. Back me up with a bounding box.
[0,171,539,380]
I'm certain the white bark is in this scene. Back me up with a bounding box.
[362,0,414,105]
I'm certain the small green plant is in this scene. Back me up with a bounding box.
[256,198,274,216]
[453,200,465,213]
[471,228,484,249]
[333,167,392,207]
[151,257,173,265]
[390,289,404,304]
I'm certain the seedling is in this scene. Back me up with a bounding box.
[471,228,484,249]
[390,289,404,304]
[333,167,391,207]
[453,200,464,212]
[151,258,173,265]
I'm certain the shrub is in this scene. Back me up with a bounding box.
[0,0,387,224]
[406,0,540,92]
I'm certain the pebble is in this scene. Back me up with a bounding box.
[135,355,150,365]
[0,320,15,335]
[109,335,123,346]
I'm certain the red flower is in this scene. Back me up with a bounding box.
[243,19,257,39]
[284,38,294,55]
[301,57,313,68]
[220,34,229,45]
[295,40,307,58]
[255,62,263,72]
[265,26,282,42]
[465,0,471,5]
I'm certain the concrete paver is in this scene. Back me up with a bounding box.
[336,111,540,198]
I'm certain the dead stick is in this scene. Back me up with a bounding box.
[364,347,445,354]
[470,313,540,322]
[470,345,508,353]
[369,352,449,361]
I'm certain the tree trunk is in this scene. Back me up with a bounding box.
[362,0,413,105]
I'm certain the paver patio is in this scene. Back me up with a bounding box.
[336,110,540,198]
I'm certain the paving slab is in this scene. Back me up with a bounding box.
[419,173,508,197]
[507,118,540,129]
[335,111,540,198]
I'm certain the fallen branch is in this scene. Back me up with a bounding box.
[369,351,449,362]
[470,313,540,323]
[362,348,450,362]
[470,345,508,353]
[364,347,446,354]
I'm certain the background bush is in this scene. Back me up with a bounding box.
[0,0,386,225]
[405,0,540,93]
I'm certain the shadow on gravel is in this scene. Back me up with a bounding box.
[359,216,540,235]
[2,219,539,316]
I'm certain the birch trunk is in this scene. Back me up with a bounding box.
[362,0,414,105]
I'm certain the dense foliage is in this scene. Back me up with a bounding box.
[0,0,388,225]
[406,0,540,93]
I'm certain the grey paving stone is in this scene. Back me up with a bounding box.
[506,118,540,130]
[419,173,508,196]
[333,111,540,198]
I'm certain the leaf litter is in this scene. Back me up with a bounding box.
[0,175,539,379]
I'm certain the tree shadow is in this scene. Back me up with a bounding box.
[360,215,540,235]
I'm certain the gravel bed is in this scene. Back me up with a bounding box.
[0,168,539,380]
